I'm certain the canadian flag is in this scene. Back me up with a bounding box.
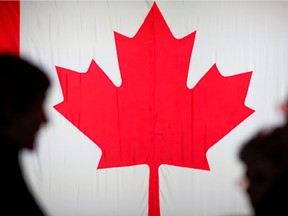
[1,1,288,216]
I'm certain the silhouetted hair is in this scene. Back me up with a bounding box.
[239,125,288,170]
[239,122,288,216]
[0,54,50,113]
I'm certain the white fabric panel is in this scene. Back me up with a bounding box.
[20,1,288,216]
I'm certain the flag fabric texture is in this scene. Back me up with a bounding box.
[1,1,288,216]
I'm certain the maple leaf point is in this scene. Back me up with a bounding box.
[54,2,254,216]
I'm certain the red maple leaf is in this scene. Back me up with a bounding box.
[54,3,254,216]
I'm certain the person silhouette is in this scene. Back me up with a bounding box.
[0,54,50,215]
[239,105,288,216]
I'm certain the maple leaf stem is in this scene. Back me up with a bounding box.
[148,165,160,216]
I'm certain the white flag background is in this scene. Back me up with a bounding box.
[16,1,288,216]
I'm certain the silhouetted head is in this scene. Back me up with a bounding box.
[239,125,288,215]
[0,54,50,150]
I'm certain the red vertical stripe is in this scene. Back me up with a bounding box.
[0,0,20,56]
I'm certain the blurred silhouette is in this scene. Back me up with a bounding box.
[239,98,288,216]
[0,54,50,215]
